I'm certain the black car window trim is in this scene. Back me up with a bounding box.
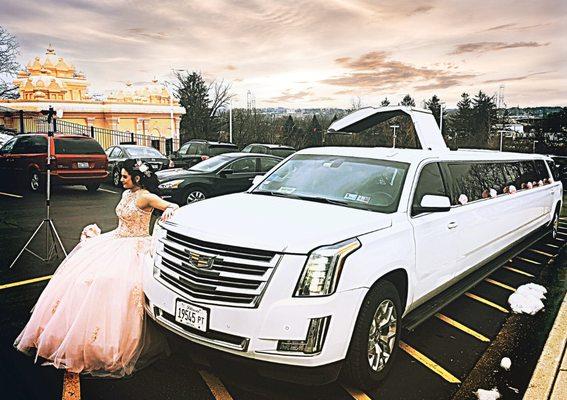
[221,157,259,174]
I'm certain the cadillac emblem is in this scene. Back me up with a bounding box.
[186,251,218,270]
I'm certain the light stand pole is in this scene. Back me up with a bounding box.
[10,106,67,269]
[390,125,399,148]
[229,101,233,143]
[533,140,538,153]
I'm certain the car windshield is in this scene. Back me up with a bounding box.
[125,147,163,158]
[271,148,295,158]
[252,154,409,213]
[189,155,232,172]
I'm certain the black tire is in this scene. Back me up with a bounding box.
[112,168,121,187]
[550,206,560,239]
[28,169,42,192]
[85,183,100,192]
[185,186,208,204]
[341,280,401,390]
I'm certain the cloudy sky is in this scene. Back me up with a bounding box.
[2,0,566,108]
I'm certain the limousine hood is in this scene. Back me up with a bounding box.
[165,193,392,254]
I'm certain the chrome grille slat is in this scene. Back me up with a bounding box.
[157,229,279,307]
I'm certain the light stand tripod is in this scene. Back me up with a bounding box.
[10,106,67,269]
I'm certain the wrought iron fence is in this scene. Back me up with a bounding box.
[5,113,180,155]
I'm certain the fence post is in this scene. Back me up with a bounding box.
[19,110,24,134]
[90,126,95,138]
[130,131,134,143]
[53,119,57,133]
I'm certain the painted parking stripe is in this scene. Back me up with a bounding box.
[516,257,541,265]
[504,266,535,278]
[342,385,373,400]
[198,370,234,400]
[465,292,509,313]
[0,191,23,198]
[484,278,516,292]
[556,231,567,237]
[545,243,560,249]
[399,341,461,384]
[529,248,554,257]
[435,313,490,342]
[99,188,118,194]
[0,275,52,290]
[62,372,80,400]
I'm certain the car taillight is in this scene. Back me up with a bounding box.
[201,155,209,161]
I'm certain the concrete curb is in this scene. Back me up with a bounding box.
[523,290,567,399]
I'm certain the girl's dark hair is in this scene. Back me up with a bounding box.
[122,158,159,193]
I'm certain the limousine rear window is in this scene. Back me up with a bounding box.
[252,154,409,213]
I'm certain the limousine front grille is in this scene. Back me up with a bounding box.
[156,230,280,307]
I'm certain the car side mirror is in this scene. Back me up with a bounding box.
[414,194,451,214]
[252,175,263,186]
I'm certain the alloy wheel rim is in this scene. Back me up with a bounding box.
[187,191,205,204]
[553,212,559,239]
[30,173,39,191]
[367,299,397,372]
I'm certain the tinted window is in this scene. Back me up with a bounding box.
[178,143,190,155]
[228,157,257,173]
[189,155,232,172]
[519,161,537,183]
[242,145,253,153]
[547,160,560,181]
[253,146,267,154]
[54,137,105,155]
[447,163,485,204]
[188,143,206,155]
[209,145,237,156]
[105,147,115,156]
[259,157,280,172]
[271,148,295,158]
[12,136,47,154]
[412,163,446,214]
[534,160,549,181]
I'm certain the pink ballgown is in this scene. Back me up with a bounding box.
[14,189,169,377]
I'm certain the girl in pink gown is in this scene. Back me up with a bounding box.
[14,159,180,377]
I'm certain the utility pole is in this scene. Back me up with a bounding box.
[229,101,233,143]
[390,125,399,148]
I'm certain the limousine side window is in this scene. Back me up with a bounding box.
[411,162,446,216]
[446,163,485,204]
[534,160,549,182]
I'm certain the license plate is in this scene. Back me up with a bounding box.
[151,163,160,170]
[77,162,89,169]
[175,300,208,332]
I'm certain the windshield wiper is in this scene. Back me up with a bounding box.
[252,190,300,199]
[294,195,349,206]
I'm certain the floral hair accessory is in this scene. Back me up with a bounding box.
[135,159,152,177]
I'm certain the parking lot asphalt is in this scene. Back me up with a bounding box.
[0,183,566,400]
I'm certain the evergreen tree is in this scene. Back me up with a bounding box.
[380,97,391,107]
[425,95,442,127]
[174,71,211,142]
[399,94,416,107]
[453,93,473,141]
[308,115,323,146]
[471,90,497,146]
[284,115,295,136]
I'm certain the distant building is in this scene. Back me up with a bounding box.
[0,46,184,142]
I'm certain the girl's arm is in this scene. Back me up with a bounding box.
[138,192,179,221]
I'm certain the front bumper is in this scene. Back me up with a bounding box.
[143,253,366,368]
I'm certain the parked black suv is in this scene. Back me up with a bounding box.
[169,140,238,169]
[242,143,296,158]
[157,153,282,205]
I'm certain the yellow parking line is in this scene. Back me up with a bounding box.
[342,385,373,400]
[465,292,509,313]
[516,257,541,265]
[484,278,516,292]
[0,275,52,290]
[399,341,461,384]
[545,243,560,249]
[435,313,490,342]
[62,372,80,400]
[0,191,23,198]
[504,266,535,278]
[198,370,234,400]
[529,249,554,257]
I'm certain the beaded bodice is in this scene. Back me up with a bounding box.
[113,190,152,238]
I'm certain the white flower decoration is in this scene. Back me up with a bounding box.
[139,163,149,173]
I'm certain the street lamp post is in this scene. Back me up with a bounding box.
[533,140,538,153]
[439,103,445,134]
[229,101,233,143]
[390,125,399,148]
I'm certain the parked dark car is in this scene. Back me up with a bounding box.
[105,144,171,187]
[169,140,238,169]
[242,143,296,158]
[0,134,108,192]
[157,153,282,205]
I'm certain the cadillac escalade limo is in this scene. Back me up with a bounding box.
[143,106,562,388]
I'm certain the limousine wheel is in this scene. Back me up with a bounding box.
[342,280,401,389]
[28,170,41,192]
[186,188,207,204]
[112,168,121,187]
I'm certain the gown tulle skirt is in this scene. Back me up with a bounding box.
[14,230,169,377]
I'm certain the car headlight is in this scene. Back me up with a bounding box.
[294,238,361,297]
[158,179,185,190]
[150,220,167,257]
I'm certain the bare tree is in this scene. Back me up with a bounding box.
[208,79,235,119]
[350,96,363,111]
[0,26,20,99]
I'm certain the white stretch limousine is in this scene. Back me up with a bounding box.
[144,107,562,388]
